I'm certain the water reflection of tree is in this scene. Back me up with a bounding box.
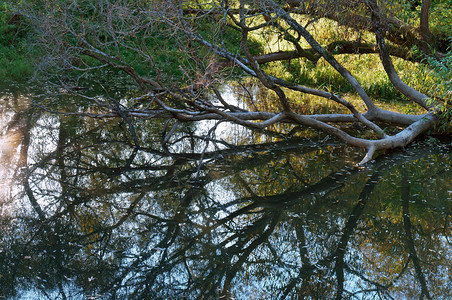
[0,101,451,299]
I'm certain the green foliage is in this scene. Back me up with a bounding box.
[421,51,452,132]
[0,3,33,80]
[265,54,405,103]
[121,29,188,81]
[429,0,452,36]
[388,0,452,37]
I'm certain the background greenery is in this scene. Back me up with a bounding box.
[0,0,450,122]
[0,2,33,80]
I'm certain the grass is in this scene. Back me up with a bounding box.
[0,25,33,81]
[250,17,405,104]
[0,3,33,81]
[249,14,450,118]
[259,50,425,115]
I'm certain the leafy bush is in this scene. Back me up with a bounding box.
[0,3,33,80]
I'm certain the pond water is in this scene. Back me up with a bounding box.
[0,81,451,299]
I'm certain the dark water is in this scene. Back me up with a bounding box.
[0,83,451,299]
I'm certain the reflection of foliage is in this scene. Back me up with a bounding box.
[0,88,452,299]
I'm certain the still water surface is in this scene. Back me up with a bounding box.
[0,82,451,299]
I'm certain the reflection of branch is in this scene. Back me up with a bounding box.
[76,191,146,240]
[401,174,432,300]
[18,110,46,220]
[386,257,411,290]
[333,167,383,299]
[344,265,394,299]
[111,97,140,148]
[280,217,315,299]
[222,211,281,298]
[445,213,451,244]
[348,288,394,299]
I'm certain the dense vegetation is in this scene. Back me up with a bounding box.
[1,1,450,90]
[0,0,451,163]
[0,2,33,80]
[1,1,451,95]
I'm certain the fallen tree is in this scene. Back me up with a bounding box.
[18,0,451,165]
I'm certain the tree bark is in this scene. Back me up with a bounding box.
[369,2,430,109]
[419,0,432,51]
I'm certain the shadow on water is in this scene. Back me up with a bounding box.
[0,82,451,299]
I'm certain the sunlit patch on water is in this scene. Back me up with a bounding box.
[195,86,255,149]
[0,132,22,158]
[0,132,22,208]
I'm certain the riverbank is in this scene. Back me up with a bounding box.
[0,1,450,132]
